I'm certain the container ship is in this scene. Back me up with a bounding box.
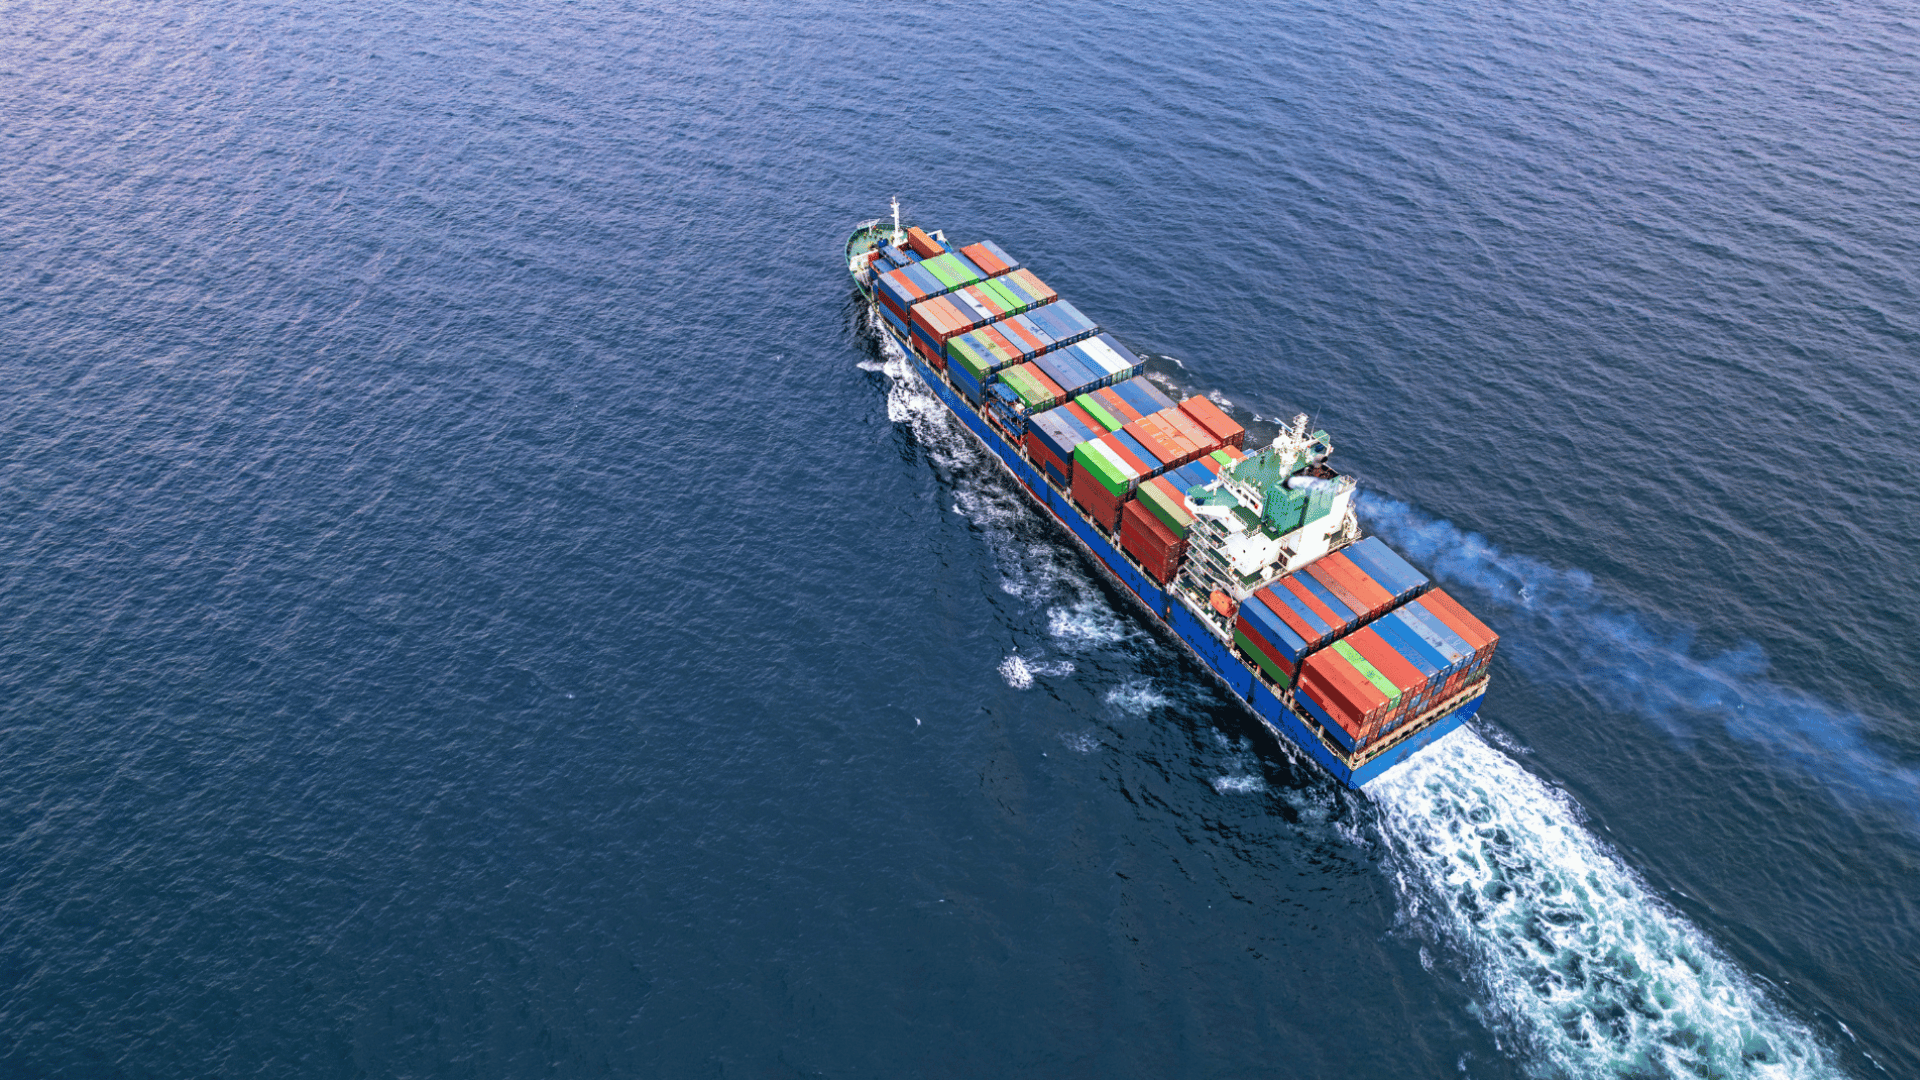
[846,202,1498,789]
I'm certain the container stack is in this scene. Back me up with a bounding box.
[1074,376,1178,432]
[1120,500,1184,583]
[1132,452,1239,541]
[1176,395,1247,450]
[959,240,1020,276]
[998,362,1070,412]
[905,226,945,259]
[907,296,970,367]
[1071,434,1138,529]
[1023,376,1174,486]
[1295,589,1498,750]
[1118,452,1238,582]
[1029,337,1141,404]
[1232,538,1431,687]
[947,326,1024,383]
[1025,402,1107,484]
[1070,402,1238,531]
[1003,268,1057,306]
[1022,300,1100,348]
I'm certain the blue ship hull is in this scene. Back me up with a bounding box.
[877,323,1484,790]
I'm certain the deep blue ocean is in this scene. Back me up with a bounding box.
[3,1,1915,1076]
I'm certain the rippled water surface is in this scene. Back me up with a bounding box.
[3,1,1915,1077]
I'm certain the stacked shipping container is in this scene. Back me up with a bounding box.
[1118,453,1238,582]
[1232,537,1430,687]
[1295,590,1498,750]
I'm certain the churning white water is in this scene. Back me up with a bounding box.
[1373,729,1841,1080]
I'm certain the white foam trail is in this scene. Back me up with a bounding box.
[1047,597,1133,649]
[998,653,1034,689]
[1060,731,1102,754]
[1374,729,1842,1080]
[1361,494,1920,828]
[865,309,978,467]
[997,653,1073,689]
[1103,678,1171,716]
[1211,774,1265,794]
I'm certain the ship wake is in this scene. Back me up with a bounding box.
[861,307,1104,630]
[1373,729,1841,1080]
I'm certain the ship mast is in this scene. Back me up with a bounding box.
[890,196,904,247]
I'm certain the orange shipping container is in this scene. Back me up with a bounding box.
[905,226,944,259]
[1177,395,1246,449]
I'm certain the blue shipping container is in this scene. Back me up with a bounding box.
[1292,572,1358,623]
[976,240,1019,272]
[950,362,984,403]
[1343,537,1429,600]
[1111,376,1176,417]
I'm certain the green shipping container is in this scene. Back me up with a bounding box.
[1138,482,1193,538]
[1236,629,1295,688]
[949,338,995,379]
[1074,442,1130,498]
[1331,641,1403,703]
[920,253,980,290]
[1074,393,1125,433]
[981,278,1026,315]
[1002,368,1054,410]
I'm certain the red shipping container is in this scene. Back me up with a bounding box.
[1007,268,1057,305]
[1061,400,1104,434]
[959,242,1009,276]
[1418,590,1499,655]
[1127,414,1196,466]
[1071,467,1123,531]
[1236,617,1297,677]
[1097,433,1156,479]
[1161,408,1222,459]
[996,317,1047,355]
[911,296,969,343]
[906,226,943,259]
[879,267,929,304]
[1121,500,1185,562]
[1256,585,1324,647]
[979,326,1023,363]
[913,335,944,369]
[1281,575,1345,630]
[1024,431,1069,482]
[1319,552,1395,612]
[1088,387,1142,427]
[1305,562,1370,620]
[1119,517,1182,583]
[1177,395,1246,449]
[1299,670,1369,744]
[1011,363,1068,408]
[1306,648,1390,717]
[1345,628,1428,701]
